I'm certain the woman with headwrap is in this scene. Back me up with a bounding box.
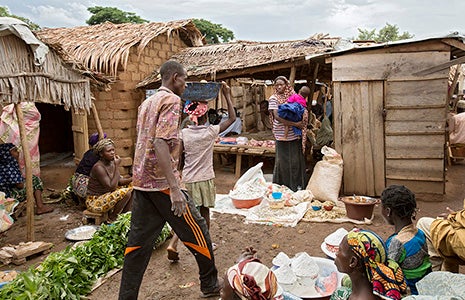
[71,132,107,199]
[85,138,133,221]
[220,247,284,300]
[331,229,407,300]
[0,143,53,215]
[268,76,308,192]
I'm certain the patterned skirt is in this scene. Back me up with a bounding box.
[86,185,133,213]
[71,173,90,198]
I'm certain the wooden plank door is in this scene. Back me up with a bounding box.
[384,78,447,194]
[333,81,385,196]
[71,108,89,164]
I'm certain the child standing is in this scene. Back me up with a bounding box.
[381,185,432,295]
[167,82,236,261]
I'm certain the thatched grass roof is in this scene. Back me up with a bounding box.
[36,20,204,77]
[137,34,338,88]
[0,34,92,111]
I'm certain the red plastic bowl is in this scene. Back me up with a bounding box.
[231,196,262,209]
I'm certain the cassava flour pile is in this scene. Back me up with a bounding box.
[271,252,320,297]
[229,180,265,200]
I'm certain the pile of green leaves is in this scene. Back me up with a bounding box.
[0,213,171,299]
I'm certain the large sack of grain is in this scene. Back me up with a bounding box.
[306,146,343,203]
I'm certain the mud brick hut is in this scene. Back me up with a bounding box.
[138,34,339,132]
[36,20,204,172]
[308,34,465,196]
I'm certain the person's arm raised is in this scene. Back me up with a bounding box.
[219,82,237,133]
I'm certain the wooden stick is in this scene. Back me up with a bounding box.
[91,101,105,139]
[14,104,34,241]
[449,67,461,110]
[289,65,296,88]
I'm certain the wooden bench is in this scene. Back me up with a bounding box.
[82,209,108,225]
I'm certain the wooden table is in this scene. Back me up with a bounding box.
[213,144,275,178]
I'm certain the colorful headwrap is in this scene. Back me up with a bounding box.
[183,101,209,125]
[227,258,283,300]
[347,229,407,300]
[272,77,295,105]
[88,132,107,147]
[93,138,115,156]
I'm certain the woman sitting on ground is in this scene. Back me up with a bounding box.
[331,228,407,300]
[0,143,53,215]
[85,139,132,221]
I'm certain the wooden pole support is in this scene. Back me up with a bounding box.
[14,103,34,241]
[91,101,105,139]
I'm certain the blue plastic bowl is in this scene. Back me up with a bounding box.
[312,205,322,211]
[271,192,282,200]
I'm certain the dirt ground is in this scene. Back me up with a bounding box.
[1,156,464,299]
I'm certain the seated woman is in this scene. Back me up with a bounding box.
[85,139,132,221]
[0,143,53,215]
[331,229,407,300]
[220,247,285,300]
[71,132,106,199]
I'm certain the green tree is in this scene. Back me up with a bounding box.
[356,23,414,42]
[192,18,234,44]
[0,6,40,30]
[86,6,148,25]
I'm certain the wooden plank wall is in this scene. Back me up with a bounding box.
[332,44,450,194]
[333,81,385,196]
[384,78,448,194]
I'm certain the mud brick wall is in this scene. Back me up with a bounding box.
[88,35,187,174]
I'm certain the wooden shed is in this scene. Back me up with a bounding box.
[36,20,204,172]
[138,34,339,132]
[309,35,465,195]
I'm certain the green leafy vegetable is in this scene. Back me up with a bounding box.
[0,213,171,299]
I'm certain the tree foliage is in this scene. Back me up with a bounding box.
[86,6,148,25]
[192,19,234,44]
[356,23,414,42]
[0,6,40,30]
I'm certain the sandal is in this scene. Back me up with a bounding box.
[167,247,179,262]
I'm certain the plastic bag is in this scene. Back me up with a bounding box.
[306,146,343,203]
[234,162,266,190]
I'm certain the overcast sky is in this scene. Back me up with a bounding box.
[2,0,464,42]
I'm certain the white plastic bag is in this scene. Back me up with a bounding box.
[306,146,343,203]
[234,162,266,190]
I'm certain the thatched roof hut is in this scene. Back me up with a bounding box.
[0,17,92,111]
[0,17,94,240]
[36,20,204,77]
[138,34,339,89]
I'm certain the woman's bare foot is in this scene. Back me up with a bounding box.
[36,205,54,215]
